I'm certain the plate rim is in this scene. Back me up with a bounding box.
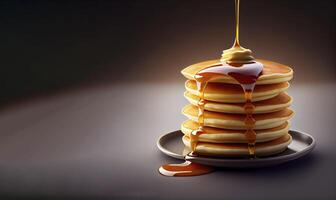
[157,129,316,164]
[157,130,185,159]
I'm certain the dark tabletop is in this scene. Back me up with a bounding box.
[0,82,335,200]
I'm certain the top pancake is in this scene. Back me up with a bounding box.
[185,80,289,103]
[181,59,293,85]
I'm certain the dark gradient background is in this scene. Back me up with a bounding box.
[0,1,335,200]
[0,0,335,105]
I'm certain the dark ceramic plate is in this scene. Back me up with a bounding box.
[157,130,316,168]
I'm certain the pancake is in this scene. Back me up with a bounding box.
[185,80,289,103]
[181,59,293,85]
[182,134,292,157]
[181,120,290,143]
[182,104,294,130]
[184,92,292,114]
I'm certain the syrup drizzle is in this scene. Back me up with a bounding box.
[189,81,208,155]
[194,62,263,156]
[159,0,262,177]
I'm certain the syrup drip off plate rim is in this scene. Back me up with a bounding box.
[157,130,316,168]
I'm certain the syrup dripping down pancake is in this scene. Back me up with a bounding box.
[182,104,294,130]
[181,120,290,143]
[182,59,293,85]
[185,80,289,103]
[182,134,292,157]
[184,92,292,114]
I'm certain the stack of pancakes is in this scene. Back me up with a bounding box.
[181,59,294,157]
